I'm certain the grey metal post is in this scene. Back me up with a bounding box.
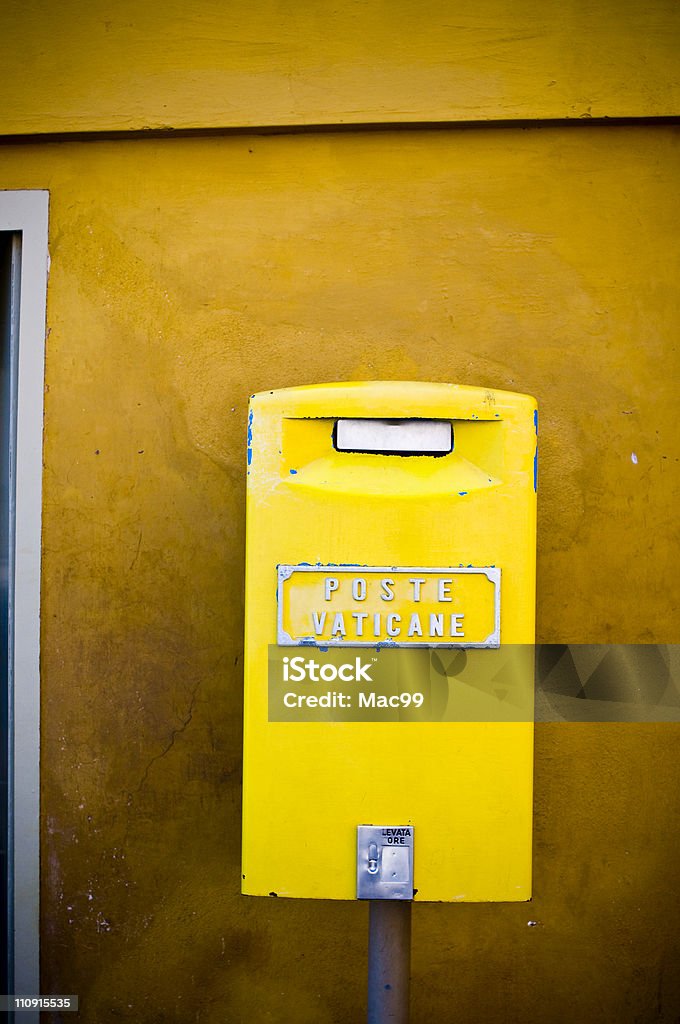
[367,900,412,1024]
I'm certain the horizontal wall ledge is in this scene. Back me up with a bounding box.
[1,116,679,147]
[1,0,679,136]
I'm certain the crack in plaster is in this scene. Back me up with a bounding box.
[130,676,203,796]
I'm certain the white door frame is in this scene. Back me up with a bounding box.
[0,190,48,1003]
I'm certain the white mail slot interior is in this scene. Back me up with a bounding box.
[335,418,453,454]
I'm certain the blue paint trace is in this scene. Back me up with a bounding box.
[533,408,539,492]
[458,491,468,496]
[321,562,368,568]
[289,468,298,475]
[288,561,366,567]
[247,409,254,466]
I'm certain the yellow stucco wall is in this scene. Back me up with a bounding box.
[0,123,678,1020]
[2,0,680,133]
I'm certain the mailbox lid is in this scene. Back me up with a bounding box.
[248,378,536,421]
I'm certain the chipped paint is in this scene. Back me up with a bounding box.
[534,408,539,492]
[247,409,254,466]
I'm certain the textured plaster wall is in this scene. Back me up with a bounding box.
[0,125,678,1021]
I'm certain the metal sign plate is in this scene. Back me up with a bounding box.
[277,565,500,648]
[357,825,414,900]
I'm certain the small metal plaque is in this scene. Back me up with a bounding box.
[357,825,414,900]
[277,565,500,648]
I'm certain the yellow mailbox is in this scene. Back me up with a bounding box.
[242,381,537,902]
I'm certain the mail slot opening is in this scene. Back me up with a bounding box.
[334,418,453,456]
